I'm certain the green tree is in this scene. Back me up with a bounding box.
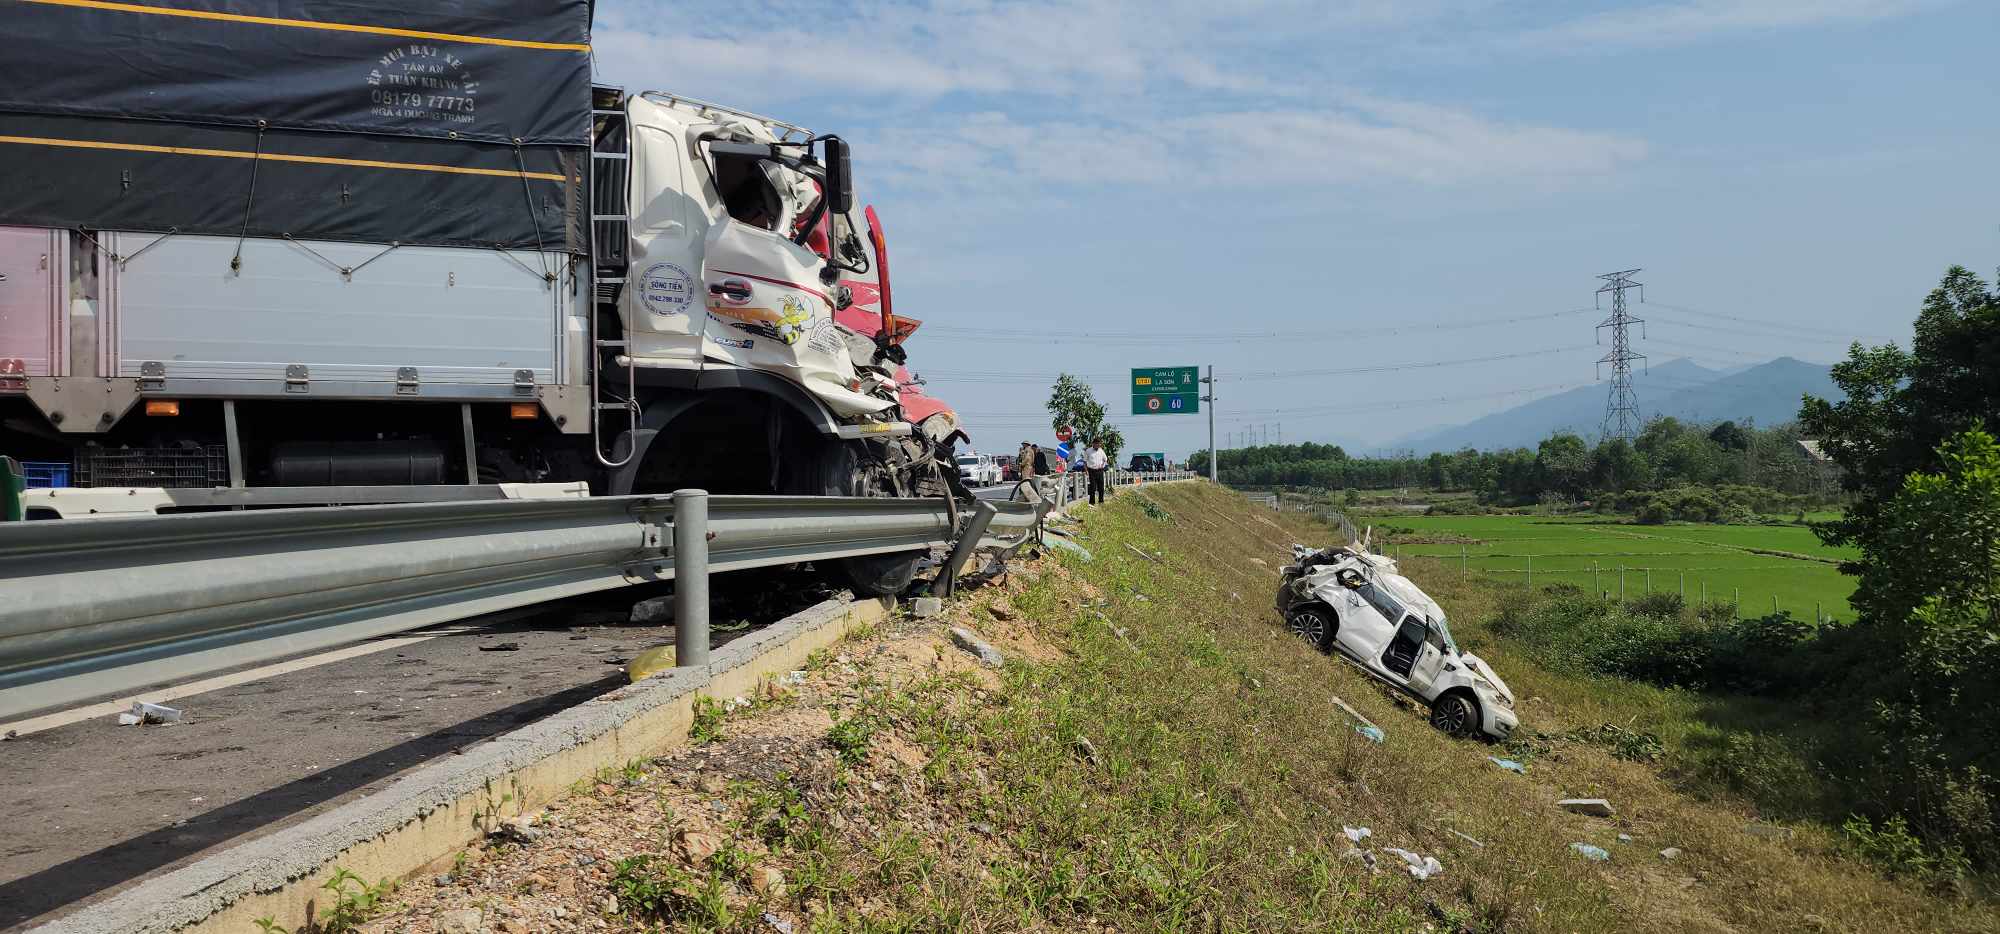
[1534,432,1591,498]
[1046,374,1125,461]
[1802,265,2000,621]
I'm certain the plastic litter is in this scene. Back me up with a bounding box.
[1343,826,1372,844]
[117,701,181,725]
[1488,756,1526,774]
[1445,828,1486,848]
[1354,724,1385,743]
[1570,843,1611,861]
[1383,846,1444,880]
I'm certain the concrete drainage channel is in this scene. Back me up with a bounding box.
[34,595,894,934]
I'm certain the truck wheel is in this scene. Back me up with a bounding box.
[1429,692,1480,739]
[1285,607,1334,652]
[805,439,923,598]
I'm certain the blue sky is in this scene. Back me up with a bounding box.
[591,0,2000,458]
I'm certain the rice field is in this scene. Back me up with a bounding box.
[1362,513,1859,623]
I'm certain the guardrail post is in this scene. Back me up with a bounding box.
[673,489,710,668]
[932,500,998,597]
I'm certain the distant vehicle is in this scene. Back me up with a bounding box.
[955,453,1000,485]
[1274,542,1518,740]
[1128,453,1165,471]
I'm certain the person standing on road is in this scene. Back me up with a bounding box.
[1015,441,1037,481]
[1085,439,1110,505]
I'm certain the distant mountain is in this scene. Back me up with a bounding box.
[1389,357,1836,453]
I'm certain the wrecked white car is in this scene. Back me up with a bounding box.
[1275,544,1519,741]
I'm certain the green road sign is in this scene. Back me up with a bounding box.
[1131,366,1199,415]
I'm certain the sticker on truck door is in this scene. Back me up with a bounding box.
[638,262,694,315]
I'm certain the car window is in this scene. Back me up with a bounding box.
[1358,582,1405,621]
[1428,614,1458,653]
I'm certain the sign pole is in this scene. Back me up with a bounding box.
[1205,364,1216,482]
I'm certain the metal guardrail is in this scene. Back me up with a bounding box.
[0,492,1039,721]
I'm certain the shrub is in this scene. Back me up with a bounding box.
[1841,814,1970,885]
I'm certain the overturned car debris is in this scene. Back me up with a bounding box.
[1275,541,1519,741]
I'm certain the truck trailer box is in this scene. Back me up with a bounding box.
[0,226,67,379]
[98,232,568,390]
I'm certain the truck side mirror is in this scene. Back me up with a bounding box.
[822,136,853,215]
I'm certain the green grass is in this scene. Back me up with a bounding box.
[1365,513,1858,622]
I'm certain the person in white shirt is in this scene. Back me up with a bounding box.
[1084,441,1110,504]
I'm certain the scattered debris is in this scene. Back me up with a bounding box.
[2,729,17,741]
[629,595,675,624]
[763,912,795,933]
[491,816,542,845]
[911,596,944,618]
[1046,536,1094,560]
[1617,833,1634,843]
[1124,542,1160,563]
[1383,846,1444,880]
[1353,724,1385,744]
[1343,826,1373,844]
[1743,822,1792,841]
[1659,847,1683,861]
[986,600,1017,621]
[626,645,677,682]
[948,627,1005,668]
[1342,847,1379,871]
[1132,593,1150,603]
[1072,735,1102,767]
[1488,756,1526,774]
[117,702,181,726]
[477,641,522,652]
[1570,843,1611,861]
[1445,828,1485,848]
[1559,798,1616,817]
[1329,695,1381,733]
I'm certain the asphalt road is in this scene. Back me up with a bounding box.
[0,574,835,931]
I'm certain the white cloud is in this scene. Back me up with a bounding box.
[1513,0,1941,47]
[593,0,1649,193]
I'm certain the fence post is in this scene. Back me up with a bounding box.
[1619,566,1626,599]
[1701,579,1707,604]
[1645,568,1651,593]
[1816,601,1822,625]
[673,489,710,668]
[1525,554,1531,582]
[1462,544,1468,576]
[1593,561,1600,596]
[1679,570,1685,598]
[1734,587,1740,618]
[1772,594,1779,616]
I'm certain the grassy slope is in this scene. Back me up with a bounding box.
[368,483,1994,933]
[1372,514,1855,622]
[1049,484,1991,932]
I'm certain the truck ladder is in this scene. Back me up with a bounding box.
[588,87,639,468]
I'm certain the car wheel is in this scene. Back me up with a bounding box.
[1429,692,1480,739]
[1284,607,1334,652]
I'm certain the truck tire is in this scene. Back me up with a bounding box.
[1429,691,1480,739]
[804,439,924,598]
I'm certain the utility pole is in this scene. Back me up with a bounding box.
[1202,365,1217,482]
[1595,269,1647,441]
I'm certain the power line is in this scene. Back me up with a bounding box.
[919,307,1599,345]
[1595,269,1646,442]
[921,344,1595,385]
[1645,301,1899,343]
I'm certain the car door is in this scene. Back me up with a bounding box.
[1331,582,1394,666]
[1404,621,1448,698]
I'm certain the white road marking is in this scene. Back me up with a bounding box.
[0,628,481,738]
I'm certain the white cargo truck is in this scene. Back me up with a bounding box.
[0,1,968,593]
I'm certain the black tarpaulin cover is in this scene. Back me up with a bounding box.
[0,0,593,251]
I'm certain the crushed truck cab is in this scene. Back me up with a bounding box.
[1274,543,1519,741]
